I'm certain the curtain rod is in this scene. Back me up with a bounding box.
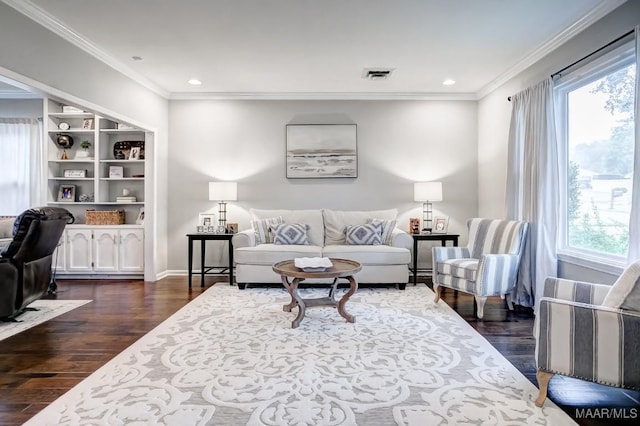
[508,28,634,102]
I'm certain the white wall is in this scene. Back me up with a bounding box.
[167,100,478,272]
[0,2,169,278]
[477,1,640,281]
[0,99,42,118]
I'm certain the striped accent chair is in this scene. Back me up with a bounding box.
[432,218,529,319]
[534,275,640,407]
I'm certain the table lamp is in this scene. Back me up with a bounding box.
[414,182,443,232]
[209,182,237,229]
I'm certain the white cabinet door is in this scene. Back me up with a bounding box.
[66,229,92,272]
[118,229,144,272]
[93,229,118,272]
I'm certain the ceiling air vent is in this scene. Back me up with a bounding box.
[363,68,394,81]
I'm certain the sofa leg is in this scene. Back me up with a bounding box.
[237,283,246,290]
[502,294,514,311]
[475,295,487,319]
[398,283,406,290]
[433,284,441,303]
[535,370,554,407]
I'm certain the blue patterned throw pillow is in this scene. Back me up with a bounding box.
[345,222,383,245]
[367,218,397,245]
[272,223,310,245]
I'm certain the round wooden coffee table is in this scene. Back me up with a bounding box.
[272,258,362,328]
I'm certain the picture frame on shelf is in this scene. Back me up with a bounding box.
[432,216,450,234]
[129,147,141,160]
[198,213,216,228]
[82,118,94,130]
[57,184,76,202]
[109,166,124,178]
[135,207,145,225]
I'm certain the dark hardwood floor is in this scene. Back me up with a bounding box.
[0,276,638,425]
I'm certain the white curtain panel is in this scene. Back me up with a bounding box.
[0,118,43,215]
[629,25,640,263]
[506,78,559,311]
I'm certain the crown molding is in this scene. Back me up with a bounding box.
[476,0,627,99]
[169,91,478,101]
[2,0,169,98]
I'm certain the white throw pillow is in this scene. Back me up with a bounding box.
[251,216,283,244]
[323,209,397,245]
[602,260,640,311]
[272,223,310,245]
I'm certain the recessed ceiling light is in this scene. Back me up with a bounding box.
[188,78,202,86]
[442,79,456,86]
[131,56,143,61]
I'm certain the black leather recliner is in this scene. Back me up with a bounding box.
[0,207,74,320]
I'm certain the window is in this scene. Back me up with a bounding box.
[555,39,635,265]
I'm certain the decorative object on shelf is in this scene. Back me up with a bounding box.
[78,193,94,202]
[122,188,131,196]
[432,216,450,234]
[81,118,94,130]
[198,212,216,228]
[85,209,125,225]
[208,181,237,228]
[57,184,76,202]
[414,181,443,232]
[286,124,357,178]
[132,173,144,178]
[60,150,69,160]
[63,169,87,178]
[116,196,137,203]
[109,166,124,178]
[76,140,92,158]
[409,218,421,235]
[56,134,74,149]
[58,121,70,130]
[117,123,135,130]
[129,147,141,160]
[62,105,83,113]
[136,207,144,225]
[226,223,238,234]
[113,140,145,160]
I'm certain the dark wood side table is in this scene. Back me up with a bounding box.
[411,233,459,285]
[187,233,234,288]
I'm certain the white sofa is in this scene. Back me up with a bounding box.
[232,208,412,289]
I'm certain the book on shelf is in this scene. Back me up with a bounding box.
[116,196,137,203]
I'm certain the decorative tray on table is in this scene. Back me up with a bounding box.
[294,257,333,272]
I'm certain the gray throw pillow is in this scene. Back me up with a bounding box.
[345,222,382,245]
[272,223,310,245]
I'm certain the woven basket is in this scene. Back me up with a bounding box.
[85,210,125,225]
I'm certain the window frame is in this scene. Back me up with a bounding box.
[554,40,635,272]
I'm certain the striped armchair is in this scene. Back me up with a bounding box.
[534,276,640,407]
[432,218,529,319]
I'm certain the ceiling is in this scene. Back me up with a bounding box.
[1,0,627,100]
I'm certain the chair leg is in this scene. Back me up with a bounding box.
[535,370,554,407]
[501,294,514,311]
[433,284,441,303]
[474,295,487,319]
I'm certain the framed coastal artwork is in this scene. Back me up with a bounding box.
[286,124,357,178]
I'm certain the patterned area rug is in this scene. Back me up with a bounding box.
[0,299,91,341]
[25,284,574,425]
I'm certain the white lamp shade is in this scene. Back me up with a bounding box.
[209,182,237,201]
[414,182,443,202]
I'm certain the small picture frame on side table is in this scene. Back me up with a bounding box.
[226,222,238,234]
[432,216,449,234]
[57,184,76,202]
[198,213,216,228]
[409,218,421,235]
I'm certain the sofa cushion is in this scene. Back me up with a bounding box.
[346,222,382,245]
[250,209,324,246]
[323,209,398,245]
[367,218,397,245]
[322,245,410,265]
[603,260,640,311]
[272,223,310,245]
[235,244,323,265]
[251,216,283,244]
